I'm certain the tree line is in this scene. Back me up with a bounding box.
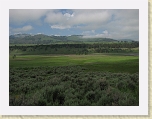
[9,42,139,55]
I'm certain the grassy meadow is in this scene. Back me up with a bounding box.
[10,54,138,73]
[9,43,139,106]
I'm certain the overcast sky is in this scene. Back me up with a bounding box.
[9,9,139,40]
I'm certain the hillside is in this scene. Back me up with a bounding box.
[9,34,120,44]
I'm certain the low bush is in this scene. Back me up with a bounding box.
[9,66,139,106]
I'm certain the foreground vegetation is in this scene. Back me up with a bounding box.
[9,42,139,106]
[9,66,139,106]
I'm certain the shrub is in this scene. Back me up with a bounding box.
[79,98,91,106]
[97,95,112,106]
[61,75,70,81]
[9,96,15,106]
[85,91,95,103]
[107,89,121,105]
[9,66,139,106]
[30,75,36,78]
[49,77,60,86]
[47,70,52,74]
[118,94,138,106]
[97,78,108,90]
[116,80,127,91]
[36,76,44,82]
[127,79,136,91]
[43,87,53,103]
[13,94,25,106]
[57,93,65,105]
[37,99,46,106]
[130,73,139,83]
[64,98,79,106]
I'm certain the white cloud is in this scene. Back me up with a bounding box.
[82,30,110,38]
[9,9,139,40]
[44,10,111,30]
[9,9,50,24]
[51,25,71,29]
[82,30,95,36]
[44,11,65,24]
[64,13,74,18]
[103,30,108,34]
[92,10,139,40]
[54,34,60,36]
[37,33,43,34]
[69,10,111,26]
[11,25,33,33]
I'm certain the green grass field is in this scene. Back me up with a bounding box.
[10,53,138,73]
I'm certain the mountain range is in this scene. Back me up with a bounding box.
[9,34,135,44]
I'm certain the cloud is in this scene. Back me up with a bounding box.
[51,24,71,29]
[70,10,111,26]
[82,30,95,36]
[82,30,110,38]
[11,25,33,33]
[37,33,43,34]
[44,10,111,30]
[44,10,74,24]
[44,11,65,24]
[64,13,74,19]
[9,9,139,40]
[103,30,108,34]
[9,9,50,24]
[94,10,139,40]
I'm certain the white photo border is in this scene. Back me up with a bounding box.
[0,0,148,115]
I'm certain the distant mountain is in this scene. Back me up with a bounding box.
[118,39,134,42]
[9,34,31,39]
[9,34,119,44]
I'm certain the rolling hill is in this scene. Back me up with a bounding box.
[9,34,121,44]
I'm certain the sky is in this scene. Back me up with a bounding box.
[9,9,139,40]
